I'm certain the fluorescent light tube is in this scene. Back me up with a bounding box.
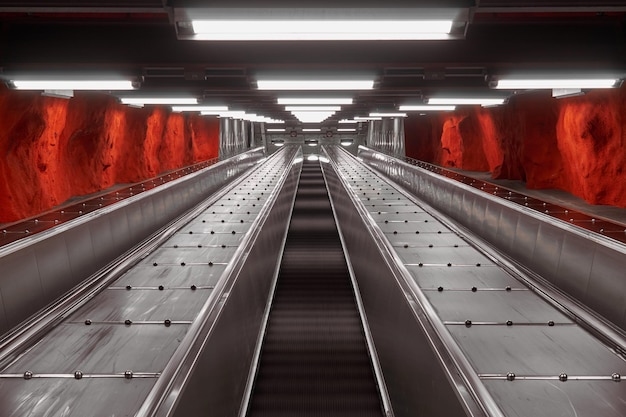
[11,79,136,90]
[278,97,353,105]
[172,105,229,112]
[341,139,354,146]
[286,106,342,111]
[191,20,453,41]
[267,128,286,132]
[427,98,505,106]
[354,116,382,121]
[399,105,456,111]
[258,80,374,90]
[121,97,198,105]
[369,112,407,117]
[338,128,356,132]
[338,119,358,124]
[303,128,321,132]
[494,79,619,90]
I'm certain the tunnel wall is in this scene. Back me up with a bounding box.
[405,86,626,208]
[0,85,220,223]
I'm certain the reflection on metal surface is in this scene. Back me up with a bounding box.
[324,145,626,417]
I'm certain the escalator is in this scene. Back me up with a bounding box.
[246,160,385,417]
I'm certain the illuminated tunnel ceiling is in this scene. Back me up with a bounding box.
[0,0,625,125]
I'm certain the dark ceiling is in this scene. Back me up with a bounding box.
[0,1,625,125]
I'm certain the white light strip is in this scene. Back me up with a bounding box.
[192,20,453,41]
[258,80,374,90]
[278,97,353,105]
[267,128,286,132]
[302,128,321,132]
[427,98,506,106]
[354,116,382,121]
[369,112,407,117]
[494,79,619,90]
[173,105,229,112]
[399,105,456,111]
[11,79,136,90]
[338,128,356,132]
[121,97,199,105]
[286,106,342,111]
[338,119,359,124]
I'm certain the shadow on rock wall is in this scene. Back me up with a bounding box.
[0,86,219,222]
[405,87,626,207]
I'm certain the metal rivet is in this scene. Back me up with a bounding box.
[418,263,423,267]
[476,263,481,267]
[465,320,472,327]
[506,320,513,326]
[454,244,459,248]
[173,245,178,248]
[164,319,171,327]
[447,263,452,267]
[208,262,213,266]
[74,371,83,379]
[24,371,33,380]
[221,220,225,223]
[85,320,92,325]
[180,262,186,266]
[506,372,516,381]
[153,262,158,266]
[202,220,206,223]
[158,285,164,291]
[559,373,568,381]
[428,244,433,248]
[404,244,409,248]
[471,287,477,292]
[438,286,444,292]
[612,373,621,382]
[393,231,398,234]
[384,220,389,223]
[189,231,193,234]
[548,321,555,327]
[126,285,132,290]
[221,244,226,248]
[191,285,197,290]
[125,319,132,326]
[438,231,442,234]
[232,231,236,234]
[198,244,202,248]
[505,286,511,291]
[210,231,215,234]
[124,370,133,379]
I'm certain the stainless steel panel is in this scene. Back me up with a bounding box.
[427,291,572,323]
[447,326,626,375]
[0,378,156,417]
[387,233,468,247]
[394,246,490,265]
[406,265,522,290]
[34,235,73,300]
[588,248,626,325]
[166,232,244,247]
[483,380,626,417]
[377,220,450,234]
[5,323,187,373]
[0,148,264,336]
[357,146,626,333]
[114,265,226,288]
[73,288,212,322]
[144,246,238,264]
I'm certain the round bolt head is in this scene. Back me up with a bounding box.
[471,287,477,292]
[164,319,172,327]
[505,286,512,291]
[506,372,516,381]
[24,371,33,380]
[437,286,444,292]
[74,371,83,379]
[559,373,568,381]
[465,320,472,327]
[85,319,92,325]
[158,285,164,291]
[548,321,555,327]
[124,370,133,379]
[612,373,621,382]
[190,285,197,291]
[506,320,513,326]
[124,319,132,326]
[126,285,132,290]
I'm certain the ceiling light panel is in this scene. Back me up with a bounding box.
[172,105,229,112]
[285,106,342,111]
[121,97,199,105]
[258,80,374,90]
[399,105,456,111]
[11,79,136,90]
[369,112,407,117]
[427,98,505,106]
[494,78,620,90]
[277,98,353,105]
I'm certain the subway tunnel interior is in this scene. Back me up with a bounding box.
[0,2,626,417]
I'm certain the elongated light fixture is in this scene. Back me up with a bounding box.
[399,105,456,111]
[369,112,407,118]
[258,80,374,90]
[303,128,321,132]
[267,128,286,132]
[338,128,356,132]
[191,20,453,41]
[338,119,358,124]
[11,79,136,90]
[286,106,342,111]
[494,78,619,90]
[278,97,353,105]
[173,105,229,112]
[121,97,198,106]
[427,98,506,106]
[354,116,382,121]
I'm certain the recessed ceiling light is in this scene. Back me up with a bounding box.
[399,105,456,111]
[172,105,229,112]
[11,79,136,90]
[494,78,620,89]
[278,97,353,105]
[121,97,199,105]
[427,98,506,106]
[257,80,374,90]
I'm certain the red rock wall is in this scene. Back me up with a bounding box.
[0,86,219,223]
[405,86,626,207]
